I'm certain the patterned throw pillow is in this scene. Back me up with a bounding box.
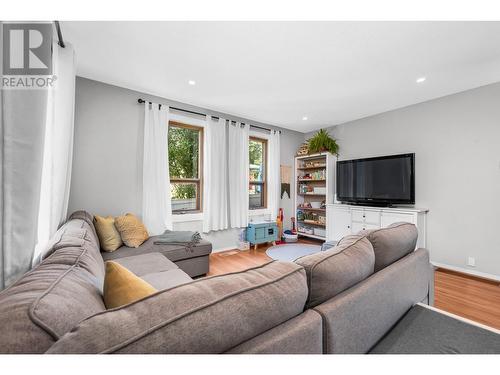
[114,213,149,248]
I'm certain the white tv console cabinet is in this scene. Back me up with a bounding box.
[326,203,429,248]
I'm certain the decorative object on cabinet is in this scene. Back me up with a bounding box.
[307,129,339,156]
[296,142,310,156]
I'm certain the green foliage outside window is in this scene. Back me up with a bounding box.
[168,126,199,199]
[249,139,264,182]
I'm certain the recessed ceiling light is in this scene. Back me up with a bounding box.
[416,77,426,83]
[302,116,308,121]
[188,80,196,86]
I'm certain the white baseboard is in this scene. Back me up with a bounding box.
[431,262,500,282]
[212,245,238,253]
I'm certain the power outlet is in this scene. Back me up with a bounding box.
[467,257,476,267]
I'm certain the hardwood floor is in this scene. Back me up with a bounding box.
[208,242,500,329]
[207,239,319,276]
[434,268,500,329]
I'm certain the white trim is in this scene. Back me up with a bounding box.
[432,261,500,282]
[172,213,203,223]
[169,112,206,224]
[249,130,271,215]
[416,303,500,334]
[212,245,239,253]
[249,208,270,217]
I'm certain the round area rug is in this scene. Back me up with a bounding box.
[266,243,322,262]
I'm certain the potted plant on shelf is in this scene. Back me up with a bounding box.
[307,129,339,156]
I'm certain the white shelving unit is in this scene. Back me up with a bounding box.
[294,152,336,241]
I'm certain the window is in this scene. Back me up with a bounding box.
[168,122,203,213]
[249,137,267,209]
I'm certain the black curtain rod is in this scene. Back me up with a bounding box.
[137,98,281,134]
[54,21,65,48]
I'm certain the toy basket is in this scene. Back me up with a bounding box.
[283,231,298,243]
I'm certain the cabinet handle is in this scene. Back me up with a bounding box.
[347,225,350,229]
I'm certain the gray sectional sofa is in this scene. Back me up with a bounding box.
[0,211,498,354]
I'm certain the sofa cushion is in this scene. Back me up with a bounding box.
[42,229,105,280]
[295,234,375,308]
[42,212,101,262]
[0,260,106,353]
[112,253,178,277]
[141,269,192,290]
[46,261,308,354]
[110,252,190,290]
[103,262,157,309]
[361,222,418,272]
[68,210,100,248]
[101,237,212,262]
[0,210,106,354]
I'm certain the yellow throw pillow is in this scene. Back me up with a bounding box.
[103,261,157,309]
[93,215,123,252]
[114,213,149,248]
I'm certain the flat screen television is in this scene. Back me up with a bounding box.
[336,153,415,206]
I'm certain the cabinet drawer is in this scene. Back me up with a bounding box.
[381,212,415,228]
[255,228,266,239]
[352,209,380,225]
[364,211,381,225]
[351,209,365,222]
[352,222,380,233]
[351,221,365,233]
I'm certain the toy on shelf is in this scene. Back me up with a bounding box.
[298,169,326,181]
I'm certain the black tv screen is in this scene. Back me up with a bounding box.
[336,153,415,205]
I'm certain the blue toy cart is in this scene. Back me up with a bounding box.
[246,221,279,250]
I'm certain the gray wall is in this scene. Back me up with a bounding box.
[69,77,304,251]
[306,82,500,278]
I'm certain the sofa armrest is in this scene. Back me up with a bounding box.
[428,263,435,306]
[313,248,431,354]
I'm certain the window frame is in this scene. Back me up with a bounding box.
[168,121,204,214]
[249,136,268,210]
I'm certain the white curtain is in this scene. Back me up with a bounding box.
[268,130,281,219]
[34,42,76,264]
[1,76,49,286]
[228,122,249,228]
[142,103,173,235]
[203,117,228,232]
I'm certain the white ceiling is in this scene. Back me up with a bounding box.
[63,21,500,133]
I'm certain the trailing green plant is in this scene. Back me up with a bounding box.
[307,129,339,155]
